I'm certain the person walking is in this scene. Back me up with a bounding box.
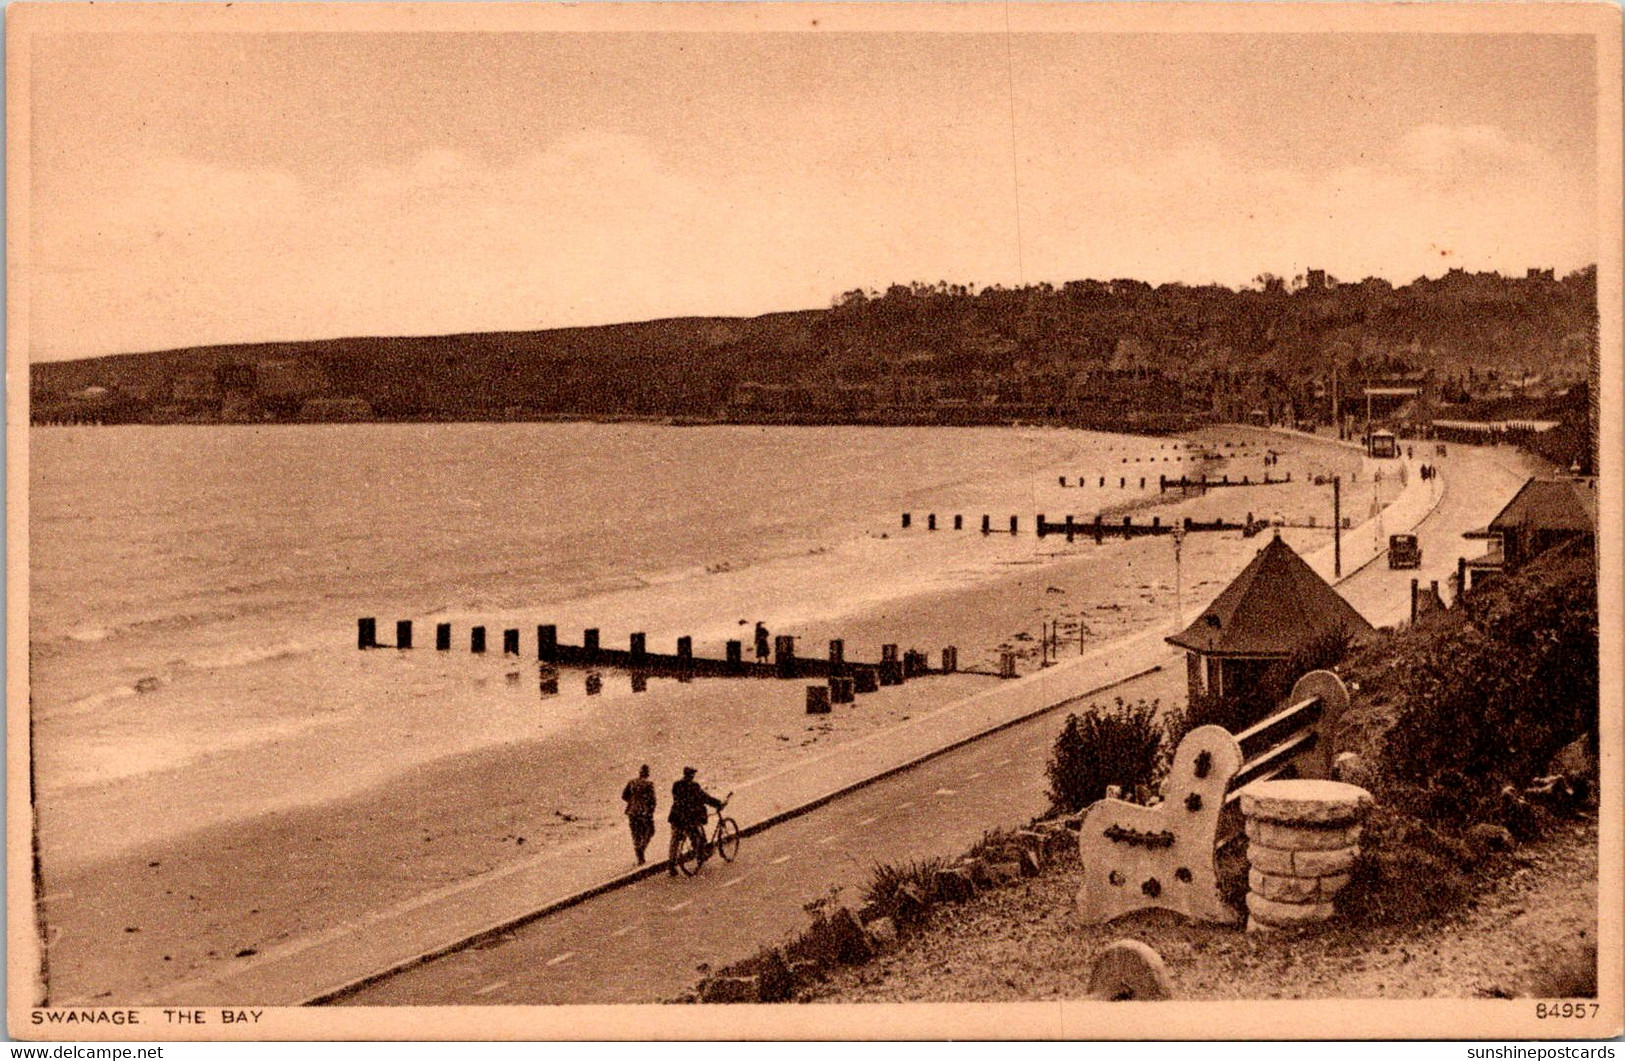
[753,621,770,663]
[621,765,656,864]
[667,766,724,876]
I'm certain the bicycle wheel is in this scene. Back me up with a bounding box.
[675,829,704,876]
[714,817,741,862]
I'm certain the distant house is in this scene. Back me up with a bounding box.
[1461,477,1597,587]
[1166,535,1372,705]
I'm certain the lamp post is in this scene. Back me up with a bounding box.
[1172,523,1185,629]
[1333,475,1342,578]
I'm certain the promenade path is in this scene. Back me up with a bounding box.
[154,441,1534,1007]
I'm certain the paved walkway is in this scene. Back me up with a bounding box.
[148,439,1528,1007]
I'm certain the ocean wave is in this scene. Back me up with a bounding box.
[177,639,314,673]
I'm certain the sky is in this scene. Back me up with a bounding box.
[25,28,1602,360]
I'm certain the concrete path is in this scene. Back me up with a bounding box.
[326,444,1531,1006]
[144,440,1529,1007]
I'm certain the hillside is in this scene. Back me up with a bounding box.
[30,266,1596,428]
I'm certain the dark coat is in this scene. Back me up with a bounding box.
[668,778,723,827]
[622,777,656,818]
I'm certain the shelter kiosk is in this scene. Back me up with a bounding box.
[1167,535,1372,704]
[1460,477,1597,588]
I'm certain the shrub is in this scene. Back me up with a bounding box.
[1378,540,1596,828]
[1045,697,1173,814]
[862,857,947,926]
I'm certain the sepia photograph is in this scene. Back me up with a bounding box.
[6,1,1621,1042]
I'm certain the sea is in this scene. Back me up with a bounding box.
[29,422,1200,839]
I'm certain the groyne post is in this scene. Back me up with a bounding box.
[981,515,991,535]
[928,514,937,531]
[1037,514,1047,540]
[1065,515,1076,543]
[1010,515,1019,535]
[537,624,557,662]
[677,636,693,665]
[358,618,378,650]
[502,629,519,656]
[436,623,452,651]
[726,640,743,668]
[942,646,957,673]
[471,626,487,654]
[829,639,845,674]
[395,620,412,650]
[902,513,911,529]
[630,632,646,663]
[954,514,963,530]
[774,635,797,679]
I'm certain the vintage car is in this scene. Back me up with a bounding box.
[1388,532,1423,569]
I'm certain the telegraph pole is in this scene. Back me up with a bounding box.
[1333,475,1342,578]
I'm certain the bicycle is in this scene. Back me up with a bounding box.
[674,792,738,876]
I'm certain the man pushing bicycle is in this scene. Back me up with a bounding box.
[667,766,726,876]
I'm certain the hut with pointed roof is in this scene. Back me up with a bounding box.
[1167,534,1373,704]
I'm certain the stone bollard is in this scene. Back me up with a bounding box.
[1240,779,1372,932]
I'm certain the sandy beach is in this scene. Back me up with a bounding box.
[36,425,1396,1003]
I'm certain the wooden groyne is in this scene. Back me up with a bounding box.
[901,509,1268,539]
[357,620,959,682]
[1158,472,1291,492]
[1035,513,1267,541]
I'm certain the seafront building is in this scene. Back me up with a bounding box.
[1166,535,1372,704]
